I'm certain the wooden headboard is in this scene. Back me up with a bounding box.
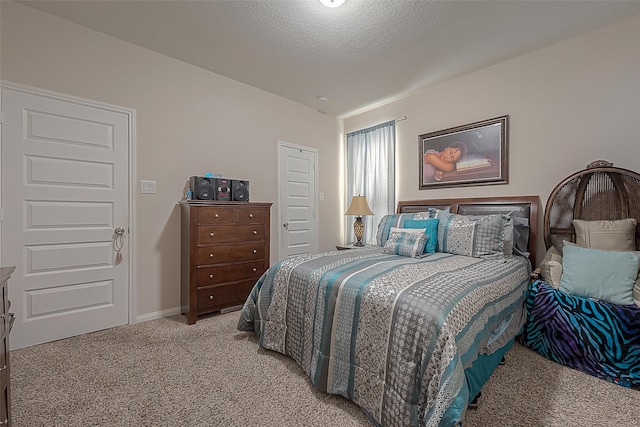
[397,195,540,266]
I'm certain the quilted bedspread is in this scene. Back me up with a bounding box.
[237,247,529,426]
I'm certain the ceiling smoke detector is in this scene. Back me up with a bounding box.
[319,0,346,8]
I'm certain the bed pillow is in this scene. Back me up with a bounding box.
[376,208,449,246]
[502,213,514,257]
[539,246,563,288]
[559,244,639,305]
[573,218,637,251]
[382,231,429,258]
[403,218,439,253]
[513,216,530,258]
[435,212,506,260]
[376,212,428,246]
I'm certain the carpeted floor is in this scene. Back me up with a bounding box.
[9,310,639,426]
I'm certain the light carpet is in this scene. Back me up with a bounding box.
[10,310,639,426]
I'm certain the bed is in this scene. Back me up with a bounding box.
[520,160,640,389]
[237,195,539,426]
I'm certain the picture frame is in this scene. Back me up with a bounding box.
[419,115,509,189]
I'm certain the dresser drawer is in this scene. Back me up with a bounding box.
[198,206,235,224]
[197,243,265,265]
[198,224,265,244]
[197,280,256,312]
[235,207,265,224]
[197,261,265,286]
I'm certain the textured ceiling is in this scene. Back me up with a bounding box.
[18,0,640,117]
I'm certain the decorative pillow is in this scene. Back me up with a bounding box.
[403,218,439,253]
[382,231,429,258]
[573,218,637,251]
[435,212,506,260]
[376,212,428,246]
[559,244,639,305]
[539,246,563,288]
[376,208,449,246]
[390,226,425,234]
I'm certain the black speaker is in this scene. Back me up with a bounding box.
[215,178,232,201]
[232,180,250,201]
[189,176,215,200]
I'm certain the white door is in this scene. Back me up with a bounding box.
[1,85,131,349]
[278,142,318,259]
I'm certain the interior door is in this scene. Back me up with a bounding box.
[1,85,131,349]
[278,142,318,259]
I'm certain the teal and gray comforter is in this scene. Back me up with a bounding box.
[237,247,529,426]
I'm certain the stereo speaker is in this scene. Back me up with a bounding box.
[189,176,215,200]
[232,180,250,201]
[215,178,232,201]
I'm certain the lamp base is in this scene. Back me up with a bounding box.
[353,216,365,247]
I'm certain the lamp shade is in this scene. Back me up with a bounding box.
[345,196,374,216]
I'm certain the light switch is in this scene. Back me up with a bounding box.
[141,180,157,194]
[319,192,325,201]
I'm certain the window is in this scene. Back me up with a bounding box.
[345,120,395,245]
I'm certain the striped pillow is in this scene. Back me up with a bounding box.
[435,212,506,260]
[376,208,448,246]
[382,231,429,258]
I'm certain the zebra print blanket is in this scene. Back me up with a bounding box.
[520,280,640,389]
[237,247,529,426]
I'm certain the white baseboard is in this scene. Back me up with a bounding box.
[135,306,182,323]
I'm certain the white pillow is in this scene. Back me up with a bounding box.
[539,246,563,289]
[390,227,426,235]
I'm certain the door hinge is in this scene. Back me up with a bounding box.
[0,111,4,124]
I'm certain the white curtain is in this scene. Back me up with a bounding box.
[345,120,395,245]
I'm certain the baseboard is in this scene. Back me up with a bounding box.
[135,306,182,323]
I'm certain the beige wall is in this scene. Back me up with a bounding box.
[0,2,342,319]
[344,13,640,263]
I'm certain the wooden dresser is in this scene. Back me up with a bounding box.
[0,266,15,426]
[180,201,272,325]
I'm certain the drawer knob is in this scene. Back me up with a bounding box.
[0,364,6,371]
[209,295,214,300]
[215,214,219,218]
[209,274,214,279]
[249,213,253,218]
[253,249,257,254]
[253,230,258,235]
[252,267,257,272]
[210,232,214,237]
[209,253,214,258]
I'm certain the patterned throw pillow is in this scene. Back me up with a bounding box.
[376,208,449,246]
[403,218,439,253]
[382,231,429,258]
[435,212,506,260]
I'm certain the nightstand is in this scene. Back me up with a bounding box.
[336,244,371,250]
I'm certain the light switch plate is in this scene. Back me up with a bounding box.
[141,180,157,194]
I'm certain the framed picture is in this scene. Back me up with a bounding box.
[419,115,508,190]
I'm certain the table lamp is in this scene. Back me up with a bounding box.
[345,195,374,246]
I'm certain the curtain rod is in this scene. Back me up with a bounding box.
[395,116,407,122]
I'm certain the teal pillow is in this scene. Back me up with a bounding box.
[404,218,439,253]
[559,244,639,305]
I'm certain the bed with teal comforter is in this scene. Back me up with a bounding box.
[237,247,529,426]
